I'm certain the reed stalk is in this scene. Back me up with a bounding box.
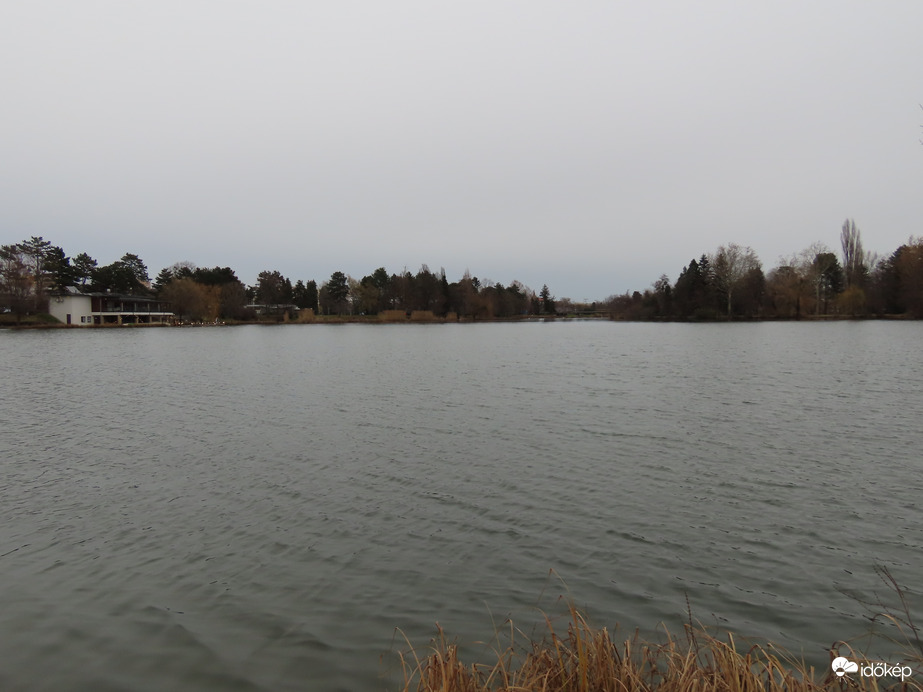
[398,603,923,692]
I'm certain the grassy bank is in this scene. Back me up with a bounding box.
[398,605,923,691]
[0,312,60,327]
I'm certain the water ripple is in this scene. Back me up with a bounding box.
[2,322,922,689]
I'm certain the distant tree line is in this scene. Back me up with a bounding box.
[6,218,921,324]
[607,220,923,320]
[223,265,556,320]
[0,238,559,322]
[0,238,153,322]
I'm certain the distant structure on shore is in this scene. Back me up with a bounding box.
[48,287,173,326]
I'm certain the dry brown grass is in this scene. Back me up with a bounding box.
[397,604,923,692]
[380,310,409,322]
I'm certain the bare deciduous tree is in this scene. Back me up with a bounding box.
[0,244,32,321]
[710,243,761,318]
[841,219,864,288]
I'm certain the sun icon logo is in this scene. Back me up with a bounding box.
[832,656,859,677]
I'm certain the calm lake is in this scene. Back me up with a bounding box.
[2,321,921,690]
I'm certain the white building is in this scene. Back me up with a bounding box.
[49,288,173,326]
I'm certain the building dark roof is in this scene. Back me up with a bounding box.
[58,286,164,302]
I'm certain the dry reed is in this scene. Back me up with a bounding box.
[397,604,923,692]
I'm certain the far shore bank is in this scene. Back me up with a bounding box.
[2,312,920,330]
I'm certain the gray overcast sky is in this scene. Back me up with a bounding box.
[2,2,921,300]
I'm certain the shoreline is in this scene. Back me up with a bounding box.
[3,313,919,330]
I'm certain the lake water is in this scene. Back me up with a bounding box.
[2,321,922,690]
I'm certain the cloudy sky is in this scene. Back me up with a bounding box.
[2,2,921,300]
